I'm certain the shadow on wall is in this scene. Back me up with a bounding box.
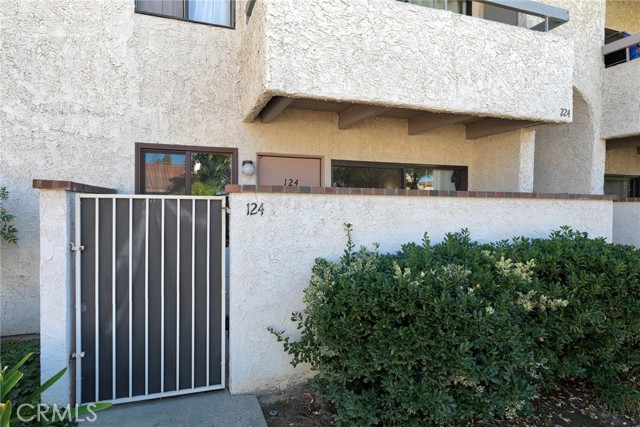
[534,88,597,194]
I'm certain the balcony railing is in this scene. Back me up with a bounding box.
[603,32,640,68]
[247,0,570,32]
[399,0,569,32]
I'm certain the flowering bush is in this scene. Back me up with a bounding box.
[271,227,640,426]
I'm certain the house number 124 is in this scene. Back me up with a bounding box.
[246,202,264,216]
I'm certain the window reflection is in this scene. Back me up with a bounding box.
[144,152,187,195]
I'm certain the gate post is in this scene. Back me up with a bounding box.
[33,180,116,405]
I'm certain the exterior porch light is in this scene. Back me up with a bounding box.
[242,160,256,176]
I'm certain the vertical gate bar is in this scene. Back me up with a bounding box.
[161,199,165,393]
[221,199,226,386]
[145,198,150,395]
[75,194,82,404]
[191,199,196,389]
[94,198,100,402]
[206,200,210,386]
[112,198,117,400]
[176,199,181,390]
[128,199,133,398]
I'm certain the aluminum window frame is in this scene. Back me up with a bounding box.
[135,0,236,29]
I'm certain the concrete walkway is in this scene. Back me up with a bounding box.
[89,390,268,427]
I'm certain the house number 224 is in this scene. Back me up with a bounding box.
[246,202,265,216]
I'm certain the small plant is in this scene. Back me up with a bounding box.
[0,187,17,244]
[597,383,640,416]
[0,353,111,426]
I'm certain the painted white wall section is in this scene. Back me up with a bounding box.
[240,0,574,123]
[606,1,640,34]
[606,145,640,175]
[613,203,640,246]
[38,190,74,406]
[602,60,640,140]
[227,192,612,394]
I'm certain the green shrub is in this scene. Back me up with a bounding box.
[0,187,17,244]
[271,226,640,426]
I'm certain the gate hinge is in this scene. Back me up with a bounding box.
[223,206,230,213]
[71,351,85,359]
[70,242,85,252]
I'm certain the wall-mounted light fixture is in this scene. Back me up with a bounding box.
[241,160,256,176]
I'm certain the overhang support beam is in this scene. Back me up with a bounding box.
[261,97,294,123]
[408,112,475,135]
[338,105,389,130]
[466,118,540,140]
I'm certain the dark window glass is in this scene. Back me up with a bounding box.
[332,162,467,190]
[604,175,640,197]
[333,166,402,189]
[136,0,233,28]
[406,0,469,15]
[191,153,233,195]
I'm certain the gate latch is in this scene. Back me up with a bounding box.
[71,351,85,359]
[70,242,85,252]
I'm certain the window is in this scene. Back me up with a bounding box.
[404,0,471,15]
[136,144,238,195]
[136,0,234,28]
[331,161,467,191]
[604,175,640,198]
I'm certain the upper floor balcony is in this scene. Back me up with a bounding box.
[239,0,573,139]
[602,32,640,140]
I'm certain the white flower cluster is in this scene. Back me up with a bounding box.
[516,290,569,312]
[495,256,536,283]
[453,375,485,393]
[505,400,525,419]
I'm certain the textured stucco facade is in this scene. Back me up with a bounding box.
[533,0,606,195]
[228,192,613,393]
[606,145,640,175]
[240,0,574,123]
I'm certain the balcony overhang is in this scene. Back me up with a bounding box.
[260,97,541,139]
[240,0,573,138]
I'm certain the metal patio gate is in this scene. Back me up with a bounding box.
[74,195,226,404]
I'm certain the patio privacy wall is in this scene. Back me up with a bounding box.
[612,201,640,246]
[226,190,612,394]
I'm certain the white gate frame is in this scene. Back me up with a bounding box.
[74,194,226,405]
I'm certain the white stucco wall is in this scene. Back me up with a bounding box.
[532,0,606,195]
[227,192,612,394]
[240,0,574,124]
[38,190,75,405]
[602,60,640,140]
[613,202,640,246]
[1,0,543,335]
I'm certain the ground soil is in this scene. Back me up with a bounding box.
[259,380,640,427]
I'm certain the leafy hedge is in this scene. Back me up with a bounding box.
[271,227,640,426]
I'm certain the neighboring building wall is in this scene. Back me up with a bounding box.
[227,191,613,394]
[606,145,640,175]
[613,202,640,246]
[1,0,538,334]
[532,0,606,195]
[606,1,640,33]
